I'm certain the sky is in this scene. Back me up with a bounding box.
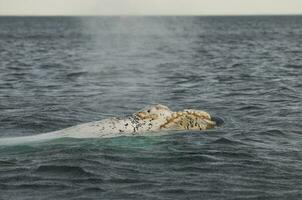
[0,0,302,16]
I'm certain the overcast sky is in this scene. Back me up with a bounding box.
[0,0,301,16]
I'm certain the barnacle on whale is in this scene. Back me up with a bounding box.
[159,110,215,130]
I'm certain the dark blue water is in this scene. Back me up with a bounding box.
[0,16,302,199]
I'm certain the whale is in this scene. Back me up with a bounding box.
[0,104,216,145]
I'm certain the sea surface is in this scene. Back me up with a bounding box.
[0,16,302,199]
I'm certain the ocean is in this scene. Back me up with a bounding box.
[0,16,301,199]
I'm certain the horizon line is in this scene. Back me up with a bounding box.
[0,13,302,17]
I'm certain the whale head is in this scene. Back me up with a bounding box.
[134,104,216,131]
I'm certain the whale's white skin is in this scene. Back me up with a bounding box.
[0,104,216,145]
